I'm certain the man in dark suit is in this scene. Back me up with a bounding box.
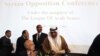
[15,30,29,56]
[32,24,47,55]
[87,34,100,56]
[0,30,14,56]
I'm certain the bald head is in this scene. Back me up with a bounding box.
[24,40,35,51]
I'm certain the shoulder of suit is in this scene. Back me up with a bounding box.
[42,33,47,35]
[1,36,6,39]
[94,34,100,40]
[33,33,37,36]
[17,36,23,40]
[98,34,100,36]
[95,34,100,38]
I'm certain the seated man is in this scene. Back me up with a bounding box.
[42,27,70,56]
[19,40,37,56]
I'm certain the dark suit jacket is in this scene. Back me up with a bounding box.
[87,34,100,56]
[18,51,28,56]
[19,51,37,56]
[0,36,13,56]
[32,33,47,51]
[16,36,27,56]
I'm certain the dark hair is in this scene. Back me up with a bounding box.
[5,30,11,34]
[22,30,27,35]
[36,24,42,28]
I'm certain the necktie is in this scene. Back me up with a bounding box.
[37,34,40,41]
